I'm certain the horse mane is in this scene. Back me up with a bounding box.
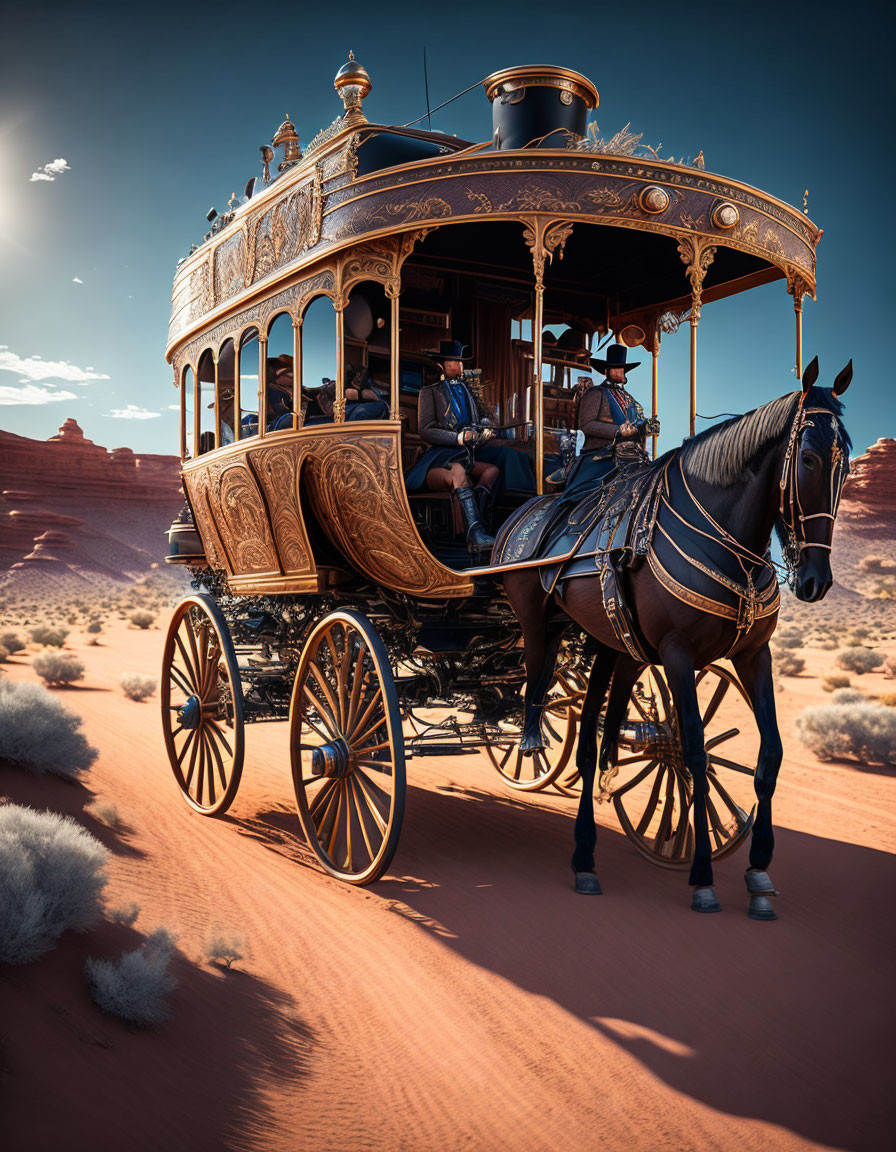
[678,387,848,488]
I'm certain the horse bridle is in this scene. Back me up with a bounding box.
[779,394,848,585]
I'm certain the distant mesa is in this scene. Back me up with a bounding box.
[840,438,896,528]
[0,417,186,596]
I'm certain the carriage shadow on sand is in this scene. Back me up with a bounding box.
[368,778,893,1152]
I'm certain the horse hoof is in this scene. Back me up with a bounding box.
[574,872,602,895]
[691,886,721,913]
[748,895,778,921]
[519,734,545,757]
[745,869,779,896]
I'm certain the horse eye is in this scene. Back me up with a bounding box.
[801,451,818,470]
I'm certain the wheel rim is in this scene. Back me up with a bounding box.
[610,664,757,869]
[484,665,584,792]
[161,594,244,816]
[290,610,405,884]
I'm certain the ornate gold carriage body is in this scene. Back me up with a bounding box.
[160,60,817,883]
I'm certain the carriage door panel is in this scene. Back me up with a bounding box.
[247,442,315,577]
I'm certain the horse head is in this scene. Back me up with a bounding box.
[780,356,853,602]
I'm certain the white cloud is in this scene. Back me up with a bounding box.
[167,403,180,410]
[72,276,83,284]
[29,157,71,182]
[0,383,78,406]
[104,405,161,420]
[0,346,109,385]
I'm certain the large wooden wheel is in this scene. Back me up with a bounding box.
[161,593,244,816]
[484,660,587,792]
[610,664,757,868]
[290,609,405,885]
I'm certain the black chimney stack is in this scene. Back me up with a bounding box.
[483,66,599,150]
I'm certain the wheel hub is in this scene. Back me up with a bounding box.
[178,695,202,730]
[310,738,351,778]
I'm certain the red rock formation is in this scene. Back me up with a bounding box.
[0,419,181,501]
[841,438,896,525]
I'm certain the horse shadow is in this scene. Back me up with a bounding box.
[368,776,893,1152]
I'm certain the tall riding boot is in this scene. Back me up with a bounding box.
[473,483,496,533]
[457,486,495,557]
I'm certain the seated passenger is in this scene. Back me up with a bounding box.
[561,344,658,498]
[404,339,498,557]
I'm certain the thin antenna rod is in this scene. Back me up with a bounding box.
[423,47,432,131]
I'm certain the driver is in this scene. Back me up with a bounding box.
[405,339,497,557]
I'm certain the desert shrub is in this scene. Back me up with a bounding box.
[796,701,896,766]
[881,655,896,680]
[129,611,154,630]
[836,648,884,675]
[86,621,103,646]
[822,674,851,692]
[829,688,867,705]
[846,627,871,643]
[875,692,896,708]
[773,633,803,650]
[819,637,839,650]
[29,625,68,648]
[0,631,25,655]
[205,933,245,970]
[119,674,157,702]
[85,928,177,1026]
[773,649,805,676]
[0,804,108,964]
[109,902,140,927]
[86,801,120,829]
[33,650,85,687]
[0,680,97,777]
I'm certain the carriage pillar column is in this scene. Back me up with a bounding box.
[386,283,400,420]
[647,320,661,460]
[292,316,304,429]
[787,271,809,377]
[523,217,574,493]
[678,238,716,437]
[257,335,268,438]
[334,299,346,424]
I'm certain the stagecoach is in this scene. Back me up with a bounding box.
[161,58,822,885]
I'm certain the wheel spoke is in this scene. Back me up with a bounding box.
[671,773,692,859]
[348,686,383,743]
[707,753,754,776]
[354,768,390,832]
[705,728,739,751]
[204,724,228,789]
[203,732,217,806]
[326,785,345,860]
[309,661,342,734]
[351,713,388,749]
[174,631,200,691]
[184,618,204,695]
[653,768,677,851]
[205,720,233,759]
[349,776,375,864]
[168,664,194,698]
[193,733,206,807]
[345,640,368,732]
[176,727,197,767]
[303,681,341,741]
[635,764,666,836]
[701,676,730,728]
[610,759,657,798]
[308,777,338,817]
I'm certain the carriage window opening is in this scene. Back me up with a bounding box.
[301,296,338,426]
[197,350,215,455]
[343,282,389,421]
[217,339,236,446]
[266,312,294,433]
[182,366,195,460]
[239,327,260,437]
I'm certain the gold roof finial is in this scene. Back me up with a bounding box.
[335,50,372,121]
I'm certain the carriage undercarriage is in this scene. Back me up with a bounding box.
[161,565,757,885]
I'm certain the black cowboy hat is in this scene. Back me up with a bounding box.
[590,343,640,373]
[429,339,473,362]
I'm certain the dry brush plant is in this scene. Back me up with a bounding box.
[0,804,108,964]
[796,699,896,766]
[0,679,97,778]
[822,673,852,692]
[128,611,155,630]
[0,631,25,656]
[204,932,246,970]
[109,902,140,927]
[29,625,69,648]
[119,674,157,702]
[86,800,120,829]
[772,648,805,676]
[33,650,85,687]
[84,927,178,1027]
[836,647,885,675]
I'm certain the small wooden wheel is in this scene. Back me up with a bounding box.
[161,593,244,816]
[484,663,585,792]
[610,664,757,869]
[290,610,405,885]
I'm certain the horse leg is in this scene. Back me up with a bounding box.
[658,636,719,912]
[572,644,618,894]
[596,653,643,797]
[731,644,783,921]
[503,571,556,755]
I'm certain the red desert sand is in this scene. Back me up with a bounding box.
[1,616,893,1152]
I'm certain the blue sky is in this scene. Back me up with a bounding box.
[0,0,891,456]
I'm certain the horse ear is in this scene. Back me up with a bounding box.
[833,359,853,396]
[802,356,819,393]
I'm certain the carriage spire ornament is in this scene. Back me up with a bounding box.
[334,50,372,122]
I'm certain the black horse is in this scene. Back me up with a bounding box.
[503,358,853,916]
